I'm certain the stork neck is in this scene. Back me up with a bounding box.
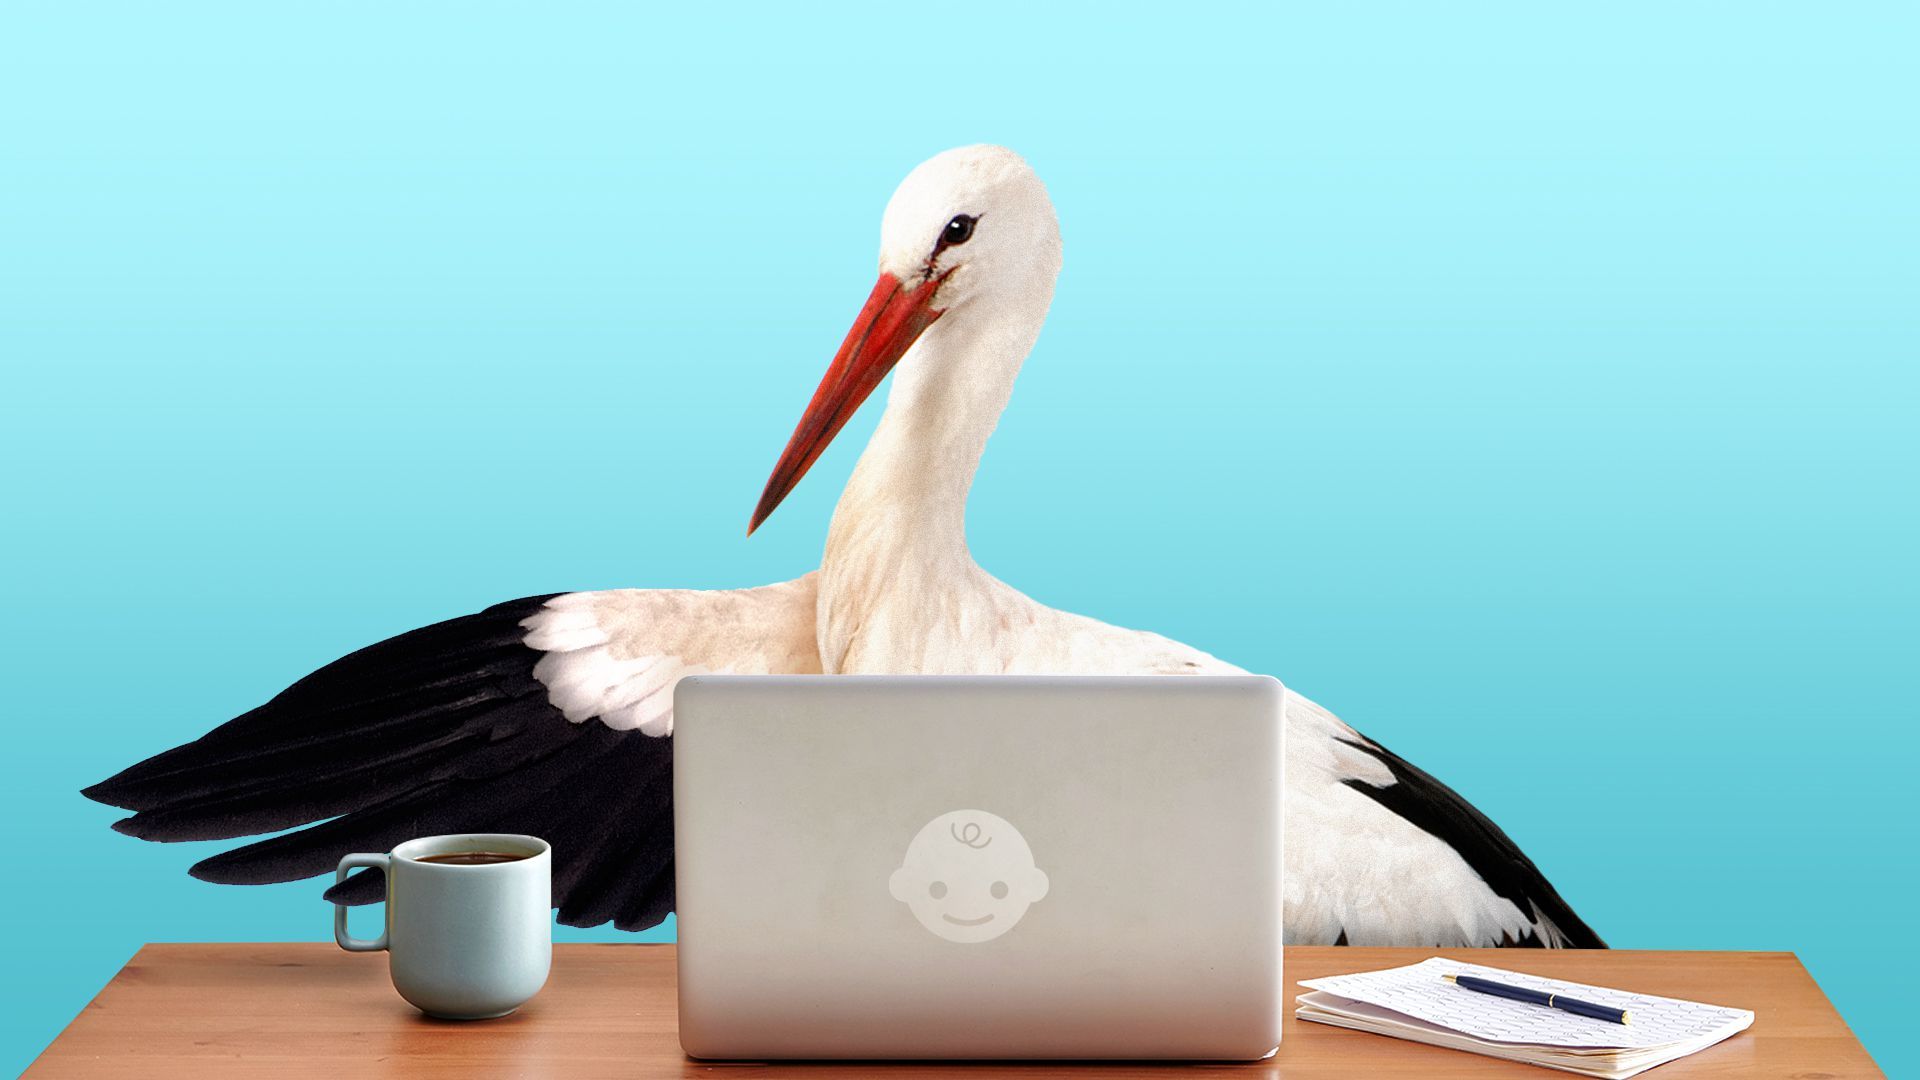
[823,301,1041,575]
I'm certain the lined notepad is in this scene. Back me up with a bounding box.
[1297,958,1754,1078]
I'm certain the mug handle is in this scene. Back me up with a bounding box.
[333,853,390,952]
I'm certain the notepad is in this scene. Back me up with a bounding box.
[1297,957,1754,1078]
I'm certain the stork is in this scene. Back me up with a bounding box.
[85,146,1602,949]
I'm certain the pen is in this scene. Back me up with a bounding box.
[1444,974,1631,1025]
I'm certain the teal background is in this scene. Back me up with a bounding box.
[3,1,1913,1074]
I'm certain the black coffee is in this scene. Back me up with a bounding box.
[415,851,530,866]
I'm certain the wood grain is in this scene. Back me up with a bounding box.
[24,944,1881,1079]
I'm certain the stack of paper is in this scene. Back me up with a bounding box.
[1297,957,1754,1078]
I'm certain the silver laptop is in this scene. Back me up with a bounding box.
[673,675,1285,1060]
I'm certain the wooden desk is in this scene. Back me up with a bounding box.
[25,944,1880,1078]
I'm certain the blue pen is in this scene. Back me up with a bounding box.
[1444,974,1631,1025]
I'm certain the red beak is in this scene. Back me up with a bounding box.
[748,271,947,534]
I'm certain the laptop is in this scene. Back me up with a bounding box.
[672,674,1286,1060]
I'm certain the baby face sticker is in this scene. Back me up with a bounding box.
[888,809,1049,944]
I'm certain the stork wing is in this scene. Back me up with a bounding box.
[82,575,819,932]
[1286,693,1604,948]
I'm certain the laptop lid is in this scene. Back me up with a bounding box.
[673,675,1285,1060]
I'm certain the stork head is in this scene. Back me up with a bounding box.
[749,145,1061,535]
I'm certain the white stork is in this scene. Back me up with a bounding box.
[86,145,1601,949]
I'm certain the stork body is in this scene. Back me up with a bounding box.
[86,146,1601,949]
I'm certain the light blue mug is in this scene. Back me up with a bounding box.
[334,833,552,1019]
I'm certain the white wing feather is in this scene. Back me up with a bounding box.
[522,574,821,736]
[1282,693,1545,946]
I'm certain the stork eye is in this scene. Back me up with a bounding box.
[940,214,977,248]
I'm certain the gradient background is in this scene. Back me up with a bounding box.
[3,2,1914,1074]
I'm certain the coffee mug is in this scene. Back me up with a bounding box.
[333,833,552,1019]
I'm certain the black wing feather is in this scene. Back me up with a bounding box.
[1338,734,1605,948]
[82,594,678,932]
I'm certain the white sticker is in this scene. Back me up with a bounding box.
[888,809,1050,944]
